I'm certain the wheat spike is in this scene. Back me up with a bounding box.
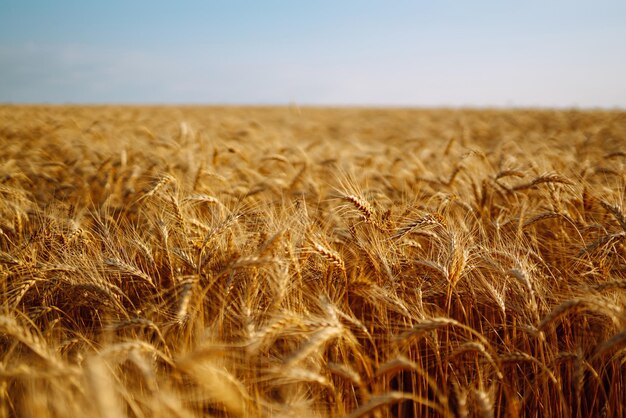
[342,194,375,222]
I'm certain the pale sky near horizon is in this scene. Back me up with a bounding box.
[1,1,625,108]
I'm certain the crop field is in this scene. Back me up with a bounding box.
[0,105,625,417]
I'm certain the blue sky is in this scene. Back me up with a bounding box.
[1,1,625,107]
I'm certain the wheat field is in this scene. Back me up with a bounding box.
[0,105,625,417]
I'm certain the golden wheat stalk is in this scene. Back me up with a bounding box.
[345,391,446,418]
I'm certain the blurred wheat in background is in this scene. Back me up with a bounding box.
[0,105,625,417]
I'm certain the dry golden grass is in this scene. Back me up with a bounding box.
[1,105,625,417]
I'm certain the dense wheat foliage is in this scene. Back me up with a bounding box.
[1,105,625,417]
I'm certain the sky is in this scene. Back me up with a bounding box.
[1,1,625,108]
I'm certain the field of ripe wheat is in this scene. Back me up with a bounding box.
[0,105,625,417]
